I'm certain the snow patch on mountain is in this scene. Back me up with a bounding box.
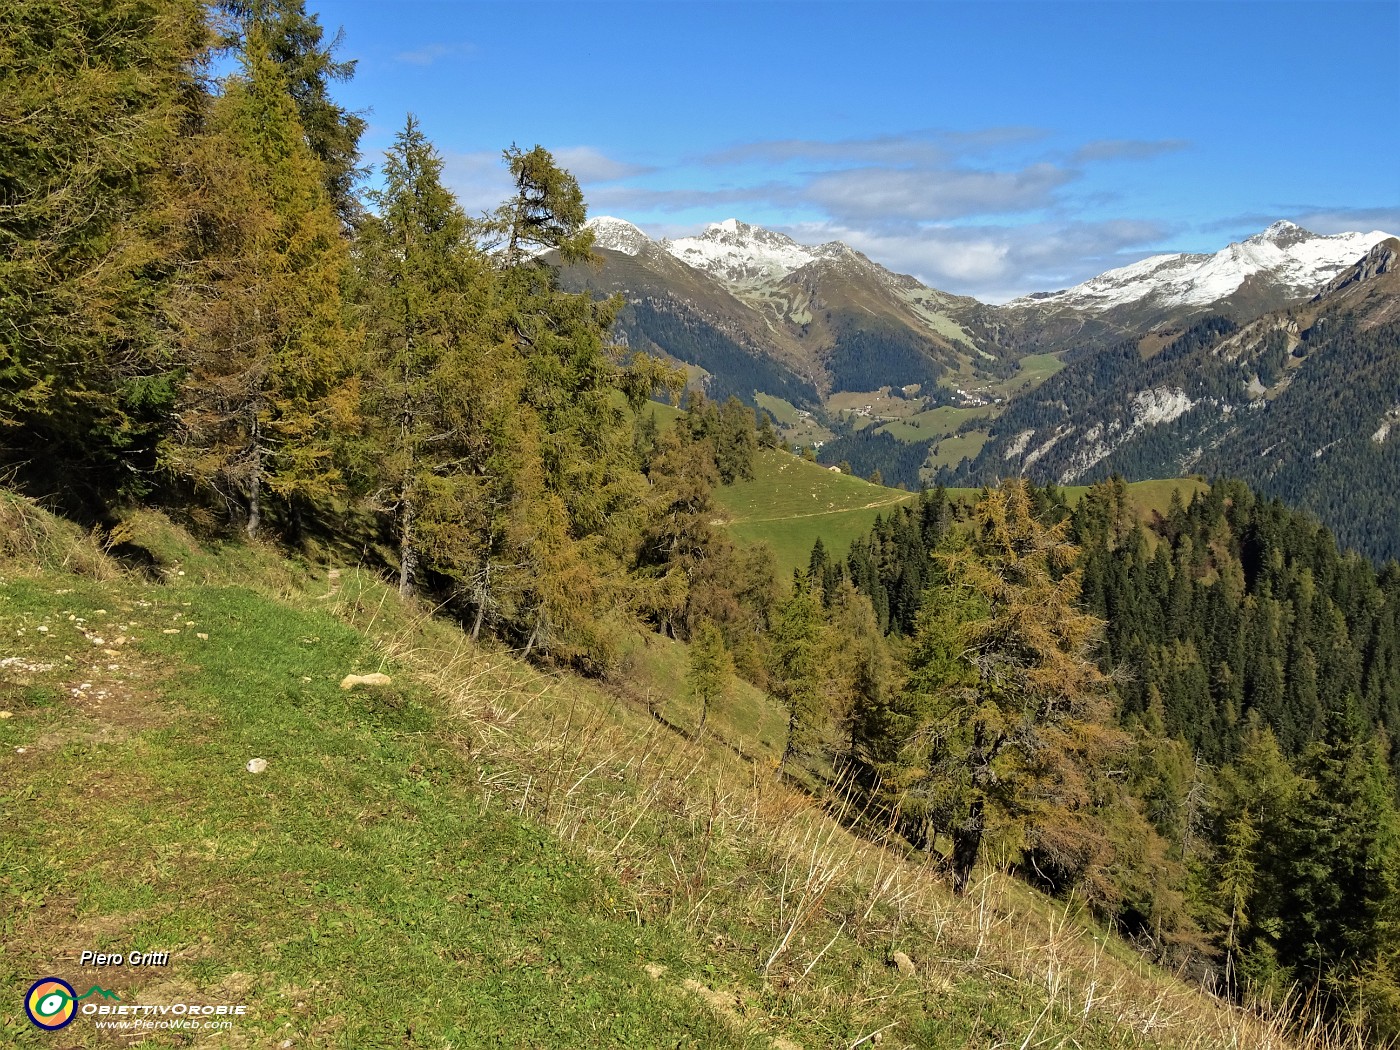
[586,216,652,256]
[661,219,850,286]
[1006,221,1393,314]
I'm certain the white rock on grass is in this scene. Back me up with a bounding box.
[246,758,268,774]
[339,672,392,690]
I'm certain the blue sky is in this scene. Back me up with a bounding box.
[313,1,1399,301]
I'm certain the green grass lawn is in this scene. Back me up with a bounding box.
[713,450,963,575]
[752,393,800,426]
[713,452,1208,577]
[618,632,788,760]
[876,405,996,443]
[926,430,992,470]
[0,575,745,1048]
[991,352,1065,397]
[1060,477,1209,518]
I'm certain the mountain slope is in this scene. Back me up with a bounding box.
[1006,221,1391,330]
[948,239,1400,561]
[0,497,1308,1049]
[570,218,1013,404]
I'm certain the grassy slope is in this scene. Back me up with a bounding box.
[876,405,996,443]
[713,452,1206,578]
[713,450,932,576]
[0,499,1309,1049]
[1,582,738,1048]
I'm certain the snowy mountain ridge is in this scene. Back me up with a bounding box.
[660,218,858,286]
[1004,221,1392,314]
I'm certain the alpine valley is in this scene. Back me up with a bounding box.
[563,217,1400,561]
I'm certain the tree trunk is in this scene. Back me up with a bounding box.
[398,497,416,598]
[246,423,262,539]
[470,563,490,642]
[951,795,984,896]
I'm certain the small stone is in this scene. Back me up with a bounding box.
[162,628,180,634]
[0,711,12,719]
[246,758,268,774]
[36,626,47,633]
[94,610,107,616]
[339,672,392,690]
[891,950,916,976]
[197,633,209,641]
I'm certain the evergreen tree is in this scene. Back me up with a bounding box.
[898,479,1125,894]
[687,620,733,733]
[354,116,517,600]
[216,0,366,230]
[165,25,356,537]
[1278,705,1400,1027]
[485,145,676,668]
[0,0,207,507]
[769,580,828,774]
[715,396,757,484]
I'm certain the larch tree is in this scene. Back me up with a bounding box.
[166,25,356,537]
[769,579,829,775]
[898,478,1127,895]
[214,0,366,230]
[485,144,675,670]
[355,115,507,597]
[687,620,734,734]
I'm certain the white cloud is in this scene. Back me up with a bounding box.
[440,145,655,216]
[1290,206,1400,237]
[440,149,512,215]
[435,129,1270,299]
[807,163,1073,222]
[780,218,1171,302]
[550,146,654,183]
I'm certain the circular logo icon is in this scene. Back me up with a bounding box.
[25,977,77,1030]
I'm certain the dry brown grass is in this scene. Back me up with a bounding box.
[0,490,118,579]
[302,565,1394,1050]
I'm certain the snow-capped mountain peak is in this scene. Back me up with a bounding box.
[1006,222,1393,315]
[1246,219,1312,249]
[661,218,850,286]
[584,215,652,256]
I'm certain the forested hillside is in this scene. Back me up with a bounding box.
[818,479,1400,1039]
[3,2,1399,1047]
[947,243,1400,562]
